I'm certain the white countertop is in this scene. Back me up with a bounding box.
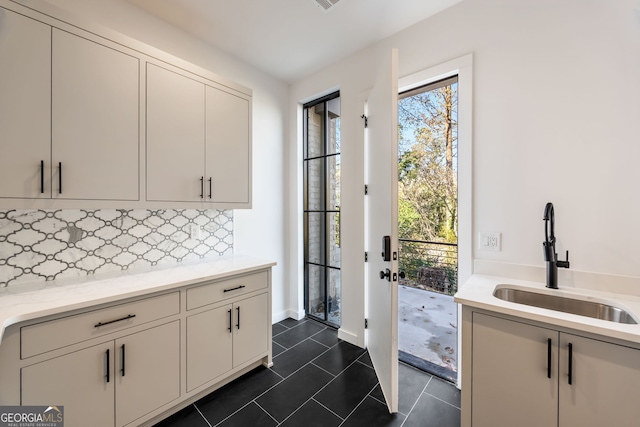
[454,274,640,345]
[0,254,276,342]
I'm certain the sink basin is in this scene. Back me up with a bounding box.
[493,287,638,324]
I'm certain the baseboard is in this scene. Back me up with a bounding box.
[338,327,360,347]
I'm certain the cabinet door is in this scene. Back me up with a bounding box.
[0,8,51,199]
[233,293,269,367]
[559,333,640,427]
[115,321,180,427]
[21,342,115,427]
[52,29,139,201]
[472,313,558,427]
[146,63,205,202]
[186,304,233,392]
[205,86,250,205]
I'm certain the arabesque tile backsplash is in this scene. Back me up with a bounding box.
[0,209,233,287]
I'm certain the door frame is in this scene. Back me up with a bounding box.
[398,54,473,388]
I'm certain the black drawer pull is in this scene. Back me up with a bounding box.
[94,314,136,328]
[223,285,246,293]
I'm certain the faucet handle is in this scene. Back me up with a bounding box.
[557,250,570,269]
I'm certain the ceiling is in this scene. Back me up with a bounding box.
[126,0,462,83]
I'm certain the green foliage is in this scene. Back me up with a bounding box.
[397,83,459,294]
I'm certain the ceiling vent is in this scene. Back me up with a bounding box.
[311,0,342,13]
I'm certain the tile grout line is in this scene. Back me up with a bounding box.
[310,361,338,378]
[337,383,381,427]
[309,336,331,349]
[311,397,345,423]
[422,390,462,410]
[270,336,340,379]
[400,377,432,427]
[193,404,214,427]
[253,400,280,425]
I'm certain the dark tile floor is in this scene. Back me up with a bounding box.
[154,318,460,427]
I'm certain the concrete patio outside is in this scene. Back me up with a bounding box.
[398,285,458,382]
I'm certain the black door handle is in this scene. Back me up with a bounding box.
[547,338,552,379]
[379,269,391,281]
[236,306,240,330]
[40,160,44,194]
[105,349,110,383]
[568,343,573,385]
[208,177,212,199]
[200,176,204,198]
[121,344,126,377]
[58,162,62,194]
[228,309,232,333]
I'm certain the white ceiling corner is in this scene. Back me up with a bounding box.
[126,0,462,83]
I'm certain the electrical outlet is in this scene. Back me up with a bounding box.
[479,232,501,251]
[189,224,202,240]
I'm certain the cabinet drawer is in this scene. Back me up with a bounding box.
[21,292,179,359]
[187,271,268,310]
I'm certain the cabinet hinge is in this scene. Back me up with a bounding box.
[361,114,368,128]
[364,185,368,195]
[365,252,368,262]
[365,318,368,329]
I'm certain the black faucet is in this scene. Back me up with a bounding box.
[543,202,570,289]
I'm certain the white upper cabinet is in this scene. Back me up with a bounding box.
[0,1,251,209]
[0,8,51,199]
[52,29,139,201]
[206,86,251,204]
[146,63,205,202]
[147,63,252,207]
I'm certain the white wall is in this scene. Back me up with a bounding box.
[41,0,290,321]
[289,0,640,345]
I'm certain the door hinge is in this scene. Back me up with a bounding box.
[365,252,368,262]
[365,318,368,329]
[364,185,368,195]
[361,114,368,128]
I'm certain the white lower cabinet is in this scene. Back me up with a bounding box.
[21,321,180,427]
[115,321,180,427]
[2,266,272,427]
[470,312,640,427]
[187,293,269,392]
[22,341,115,427]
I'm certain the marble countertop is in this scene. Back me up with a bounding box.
[0,254,276,342]
[454,274,640,345]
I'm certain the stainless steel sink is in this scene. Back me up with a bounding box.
[493,287,638,324]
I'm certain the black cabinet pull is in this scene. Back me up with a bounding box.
[228,309,232,333]
[547,338,552,379]
[236,306,240,330]
[121,344,126,377]
[223,285,246,293]
[568,343,573,385]
[105,349,110,383]
[94,314,136,328]
[200,176,204,198]
[40,160,44,194]
[58,162,62,194]
[208,177,212,199]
